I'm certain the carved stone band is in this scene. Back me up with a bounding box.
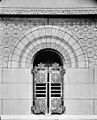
[0,7,97,15]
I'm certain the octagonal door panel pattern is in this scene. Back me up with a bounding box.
[32,63,65,115]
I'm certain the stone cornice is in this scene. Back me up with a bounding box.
[0,7,97,15]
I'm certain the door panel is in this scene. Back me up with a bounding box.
[32,64,47,114]
[49,66,63,114]
[32,63,65,115]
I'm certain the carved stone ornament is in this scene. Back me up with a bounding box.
[0,7,97,15]
[32,63,46,74]
[51,63,65,75]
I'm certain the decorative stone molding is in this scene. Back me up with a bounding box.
[1,17,97,68]
[8,26,88,68]
[0,7,97,15]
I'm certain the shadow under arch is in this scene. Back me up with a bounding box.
[32,48,65,68]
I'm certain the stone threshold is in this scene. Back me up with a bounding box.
[1,115,97,120]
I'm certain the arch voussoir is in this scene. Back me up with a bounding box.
[9,26,88,68]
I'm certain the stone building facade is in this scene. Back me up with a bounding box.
[0,0,97,119]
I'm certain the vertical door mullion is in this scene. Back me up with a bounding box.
[45,69,47,114]
[47,68,49,114]
[49,67,51,115]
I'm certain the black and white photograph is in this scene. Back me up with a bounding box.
[0,0,97,120]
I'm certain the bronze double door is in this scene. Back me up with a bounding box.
[32,63,64,114]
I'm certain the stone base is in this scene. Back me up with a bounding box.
[1,115,97,120]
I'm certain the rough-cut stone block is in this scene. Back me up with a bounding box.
[38,28,46,37]
[3,100,32,115]
[3,69,32,83]
[33,30,40,38]
[66,84,97,99]
[93,85,97,99]
[26,33,35,42]
[17,42,25,50]
[0,69,2,83]
[9,61,19,68]
[11,54,19,62]
[94,100,97,115]
[66,68,93,83]
[66,84,93,99]
[94,68,97,83]
[0,84,2,99]
[66,100,93,115]
[63,33,70,42]
[52,28,59,36]
[21,37,29,45]
[3,84,32,99]
[14,48,22,56]
[0,100,2,114]
[57,30,65,38]
[45,28,52,36]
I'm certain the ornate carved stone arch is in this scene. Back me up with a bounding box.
[8,25,89,68]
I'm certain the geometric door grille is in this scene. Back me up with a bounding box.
[31,63,65,115]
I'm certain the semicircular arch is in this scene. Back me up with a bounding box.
[8,25,89,68]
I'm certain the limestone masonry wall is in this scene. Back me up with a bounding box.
[0,17,97,115]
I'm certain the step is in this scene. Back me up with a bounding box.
[1,115,97,120]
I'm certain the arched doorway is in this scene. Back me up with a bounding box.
[31,48,65,115]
